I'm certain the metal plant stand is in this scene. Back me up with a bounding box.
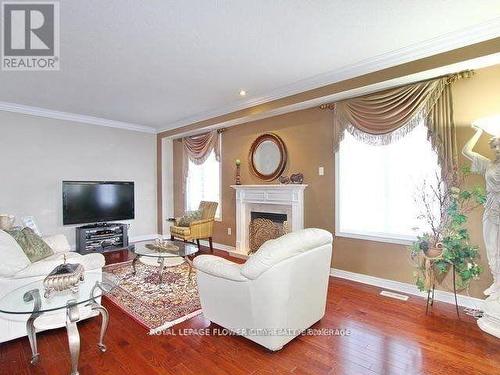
[425,265,460,318]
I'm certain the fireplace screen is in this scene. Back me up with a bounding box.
[249,212,288,254]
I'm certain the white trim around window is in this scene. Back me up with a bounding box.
[185,141,223,221]
[334,122,442,246]
[334,151,415,247]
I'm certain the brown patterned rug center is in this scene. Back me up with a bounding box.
[103,260,201,333]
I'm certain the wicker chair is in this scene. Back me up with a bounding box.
[170,201,218,252]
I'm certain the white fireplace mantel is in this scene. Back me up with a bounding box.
[231,184,307,254]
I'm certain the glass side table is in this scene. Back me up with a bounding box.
[0,271,116,375]
[132,240,199,283]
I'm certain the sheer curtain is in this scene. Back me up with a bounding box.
[185,150,221,218]
[337,122,441,241]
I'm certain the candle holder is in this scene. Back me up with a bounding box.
[235,159,241,185]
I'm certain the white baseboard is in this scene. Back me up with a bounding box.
[330,268,484,310]
[199,240,249,259]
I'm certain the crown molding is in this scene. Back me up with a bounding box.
[0,101,157,133]
[159,17,500,132]
[164,51,500,139]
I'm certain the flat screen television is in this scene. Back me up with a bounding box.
[63,181,135,225]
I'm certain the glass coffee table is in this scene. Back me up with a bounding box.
[132,240,199,283]
[0,271,116,375]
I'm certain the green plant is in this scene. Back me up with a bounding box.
[410,167,485,291]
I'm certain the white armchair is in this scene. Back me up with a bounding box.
[0,230,105,342]
[193,228,333,351]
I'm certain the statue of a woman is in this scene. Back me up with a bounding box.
[462,127,500,296]
[464,126,500,338]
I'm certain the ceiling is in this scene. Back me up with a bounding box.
[1,0,500,133]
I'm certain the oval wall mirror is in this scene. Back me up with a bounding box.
[249,133,287,181]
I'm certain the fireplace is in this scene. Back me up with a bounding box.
[231,184,307,255]
[249,212,288,254]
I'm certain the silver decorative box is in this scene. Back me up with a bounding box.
[43,263,85,298]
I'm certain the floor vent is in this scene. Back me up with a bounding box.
[380,290,409,301]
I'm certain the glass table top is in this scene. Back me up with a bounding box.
[133,240,198,258]
[0,271,117,315]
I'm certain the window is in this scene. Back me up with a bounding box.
[336,123,440,244]
[185,150,221,219]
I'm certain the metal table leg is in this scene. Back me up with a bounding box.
[93,303,109,352]
[66,300,80,375]
[184,256,194,282]
[21,281,110,375]
[157,257,166,283]
[87,281,110,352]
[23,289,41,365]
[132,255,139,275]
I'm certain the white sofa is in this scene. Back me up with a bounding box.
[193,228,333,351]
[0,230,105,342]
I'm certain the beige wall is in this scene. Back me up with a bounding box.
[0,112,157,247]
[173,108,335,242]
[173,64,500,298]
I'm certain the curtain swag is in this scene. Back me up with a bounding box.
[332,76,459,175]
[182,130,221,192]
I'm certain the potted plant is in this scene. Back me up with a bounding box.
[410,167,485,292]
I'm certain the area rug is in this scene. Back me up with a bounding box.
[103,260,202,334]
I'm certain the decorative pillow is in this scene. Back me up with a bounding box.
[7,227,54,263]
[0,230,30,277]
[177,210,202,227]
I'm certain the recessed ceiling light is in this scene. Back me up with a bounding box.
[239,90,247,97]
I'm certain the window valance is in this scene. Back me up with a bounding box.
[329,72,472,175]
[183,130,221,165]
[182,130,221,192]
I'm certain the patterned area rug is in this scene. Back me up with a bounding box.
[103,260,202,333]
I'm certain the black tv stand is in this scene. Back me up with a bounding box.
[80,222,117,229]
[76,223,129,254]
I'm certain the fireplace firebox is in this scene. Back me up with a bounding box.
[249,211,288,254]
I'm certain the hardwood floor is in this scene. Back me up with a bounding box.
[1,248,499,375]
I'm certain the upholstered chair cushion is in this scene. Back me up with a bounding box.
[170,226,191,236]
[241,228,333,280]
[0,230,31,277]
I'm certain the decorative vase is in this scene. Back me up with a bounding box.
[279,175,290,184]
[290,173,304,184]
